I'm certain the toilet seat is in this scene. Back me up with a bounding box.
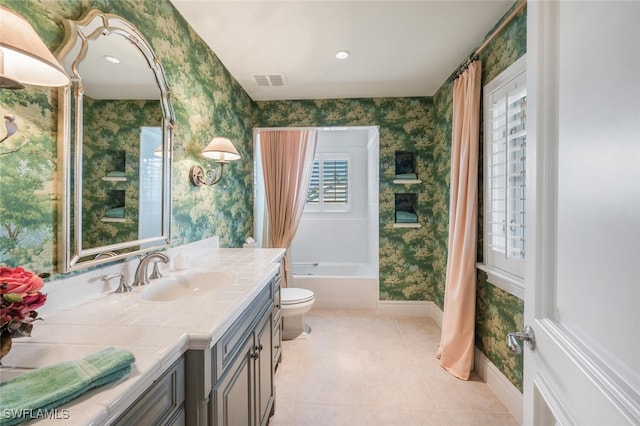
[281,288,314,305]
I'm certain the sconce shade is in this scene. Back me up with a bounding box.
[0,6,70,88]
[202,136,241,162]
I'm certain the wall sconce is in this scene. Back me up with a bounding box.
[0,6,69,89]
[189,136,241,186]
[0,6,70,154]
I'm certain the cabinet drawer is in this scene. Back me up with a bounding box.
[271,271,281,304]
[271,269,282,368]
[273,287,281,310]
[213,285,272,383]
[114,356,185,425]
[272,307,281,326]
[273,318,282,365]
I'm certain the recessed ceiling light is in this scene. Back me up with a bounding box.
[103,55,120,64]
[335,50,350,60]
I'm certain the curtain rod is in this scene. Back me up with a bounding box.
[450,0,527,81]
[475,0,527,56]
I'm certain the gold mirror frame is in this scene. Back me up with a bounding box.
[56,9,174,272]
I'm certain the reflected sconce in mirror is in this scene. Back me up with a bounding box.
[189,136,241,186]
[0,114,17,143]
[0,6,70,152]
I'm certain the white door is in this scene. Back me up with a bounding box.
[524,1,640,425]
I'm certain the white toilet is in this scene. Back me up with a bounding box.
[280,287,315,340]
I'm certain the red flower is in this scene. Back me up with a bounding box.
[0,266,44,295]
[0,267,46,334]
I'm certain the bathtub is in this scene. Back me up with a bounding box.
[292,262,379,310]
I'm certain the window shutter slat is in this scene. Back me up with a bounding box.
[486,70,527,265]
[305,156,349,211]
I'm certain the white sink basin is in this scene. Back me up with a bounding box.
[138,271,233,302]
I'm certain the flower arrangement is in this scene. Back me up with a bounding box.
[1,266,47,362]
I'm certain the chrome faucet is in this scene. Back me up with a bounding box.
[133,252,169,286]
[102,273,132,293]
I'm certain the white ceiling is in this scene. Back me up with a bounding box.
[73,34,159,100]
[170,0,516,101]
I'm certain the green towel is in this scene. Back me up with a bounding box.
[396,210,418,223]
[105,207,125,218]
[394,173,418,180]
[0,347,135,425]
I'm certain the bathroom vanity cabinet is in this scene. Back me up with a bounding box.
[210,271,281,426]
[1,247,286,426]
[115,271,281,426]
[114,356,186,425]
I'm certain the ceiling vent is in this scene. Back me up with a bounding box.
[251,73,287,87]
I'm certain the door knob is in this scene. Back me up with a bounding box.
[507,325,536,354]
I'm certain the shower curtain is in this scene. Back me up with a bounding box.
[259,129,318,287]
[436,60,481,380]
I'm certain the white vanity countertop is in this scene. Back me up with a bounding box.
[0,247,285,425]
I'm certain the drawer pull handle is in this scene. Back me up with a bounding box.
[255,344,263,352]
[250,352,259,360]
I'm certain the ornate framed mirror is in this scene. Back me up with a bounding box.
[56,9,174,272]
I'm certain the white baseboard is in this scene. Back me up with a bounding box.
[474,348,523,424]
[377,300,433,317]
[427,302,443,328]
[376,300,444,326]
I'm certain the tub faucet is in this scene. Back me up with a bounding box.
[133,252,169,286]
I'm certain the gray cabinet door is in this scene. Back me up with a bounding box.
[256,312,274,426]
[213,335,255,426]
[210,277,277,426]
[114,357,185,425]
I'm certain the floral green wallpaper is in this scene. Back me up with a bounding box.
[255,98,441,301]
[0,0,255,277]
[0,85,57,273]
[476,273,525,390]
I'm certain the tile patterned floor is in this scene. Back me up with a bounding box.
[269,309,519,426]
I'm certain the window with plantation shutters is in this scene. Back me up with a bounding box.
[306,155,349,211]
[481,56,526,292]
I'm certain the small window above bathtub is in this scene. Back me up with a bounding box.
[305,154,350,212]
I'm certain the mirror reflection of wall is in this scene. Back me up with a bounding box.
[81,98,162,250]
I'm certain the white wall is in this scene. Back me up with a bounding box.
[366,127,380,272]
[291,127,377,265]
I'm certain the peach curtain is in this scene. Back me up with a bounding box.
[260,129,318,287]
[436,60,482,380]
